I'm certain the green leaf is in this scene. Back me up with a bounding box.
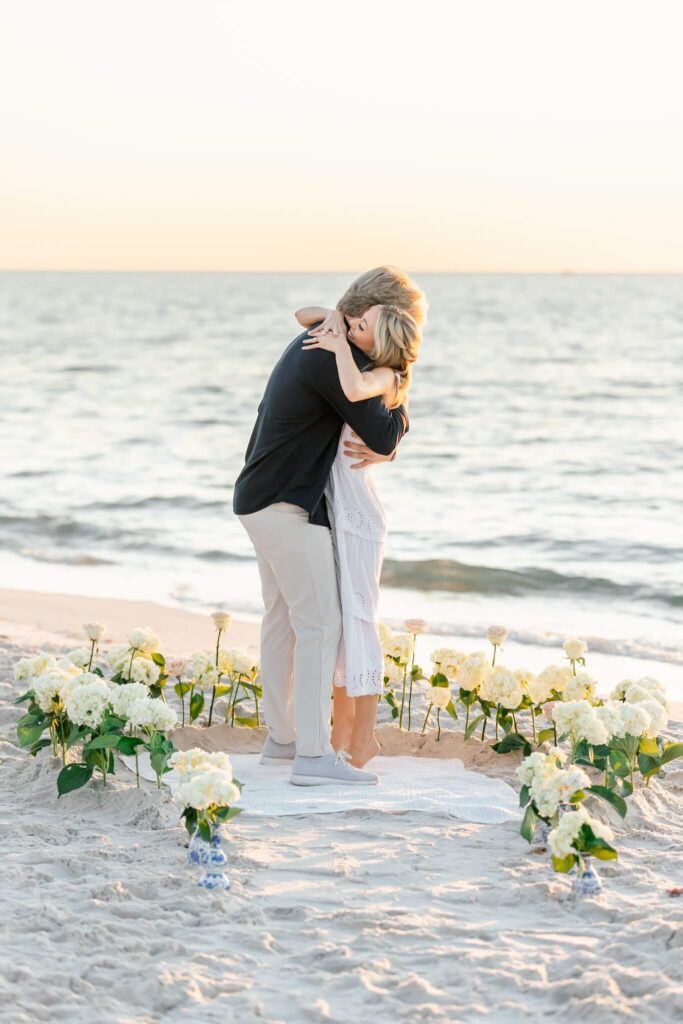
[57,763,94,796]
[213,684,231,698]
[189,691,205,722]
[590,846,618,861]
[198,820,211,842]
[383,691,399,719]
[84,733,123,751]
[661,742,683,766]
[29,737,53,757]
[214,805,244,822]
[150,748,172,778]
[637,753,662,778]
[181,806,198,836]
[586,784,628,819]
[491,732,532,756]
[117,735,145,755]
[430,672,449,687]
[459,687,478,706]
[552,853,577,874]
[234,715,259,728]
[608,748,631,777]
[520,803,537,843]
[445,700,458,721]
[639,737,660,756]
[101,714,126,732]
[537,728,555,744]
[17,720,48,748]
[14,691,34,705]
[174,681,192,697]
[91,666,104,677]
[150,651,165,667]
[464,713,485,741]
[519,784,530,808]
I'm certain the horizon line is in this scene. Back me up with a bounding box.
[1,268,683,276]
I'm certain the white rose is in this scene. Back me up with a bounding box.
[429,685,451,709]
[211,611,232,631]
[457,651,489,693]
[563,638,588,661]
[166,658,187,678]
[383,658,404,685]
[230,648,256,676]
[127,627,160,654]
[487,625,508,646]
[83,622,105,642]
[404,618,428,635]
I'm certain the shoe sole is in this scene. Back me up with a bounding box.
[290,774,379,786]
[260,755,295,765]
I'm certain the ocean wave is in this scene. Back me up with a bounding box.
[380,557,682,609]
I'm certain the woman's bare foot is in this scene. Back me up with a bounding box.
[331,721,354,752]
[347,734,381,768]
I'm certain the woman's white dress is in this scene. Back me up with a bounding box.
[324,371,401,697]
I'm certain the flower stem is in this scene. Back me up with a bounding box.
[255,695,260,727]
[87,639,95,672]
[495,704,500,739]
[492,645,497,667]
[465,702,470,736]
[437,709,441,741]
[421,704,432,735]
[512,711,518,732]
[399,667,407,730]
[531,708,537,744]
[208,686,217,727]
[180,687,185,727]
[127,647,138,683]
[481,716,487,742]
[407,676,414,731]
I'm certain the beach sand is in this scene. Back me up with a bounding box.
[1,588,682,1023]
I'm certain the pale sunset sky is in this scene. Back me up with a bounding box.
[1,0,682,272]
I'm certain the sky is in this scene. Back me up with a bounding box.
[1,0,682,272]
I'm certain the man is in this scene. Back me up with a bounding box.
[233,267,424,785]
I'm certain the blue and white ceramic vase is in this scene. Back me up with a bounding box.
[196,823,231,888]
[572,856,602,897]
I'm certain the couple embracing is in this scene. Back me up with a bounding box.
[233,266,426,786]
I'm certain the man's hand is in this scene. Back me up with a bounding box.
[307,309,347,339]
[342,430,397,468]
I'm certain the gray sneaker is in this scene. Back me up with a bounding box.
[260,736,297,765]
[290,751,379,786]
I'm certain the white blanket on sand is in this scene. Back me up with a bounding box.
[121,753,520,824]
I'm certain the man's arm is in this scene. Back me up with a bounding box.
[305,346,409,456]
[295,306,332,328]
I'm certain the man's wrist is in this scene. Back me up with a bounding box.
[388,449,397,462]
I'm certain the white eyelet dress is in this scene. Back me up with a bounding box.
[324,371,401,697]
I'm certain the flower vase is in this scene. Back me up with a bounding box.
[188,824,230,890]
[531,819,551,849]
[572,856,602,897]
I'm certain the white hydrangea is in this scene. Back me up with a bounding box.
[456,651,489,693]
[175,768,241,810]
[65,678,112,728]
[552,700,608,745]
[127,697,177,732]
[515,750,559,788]
[562,671,597,703]
[530,765,591,818]
[378,622,394,646]
[128,627,160,653]
[14,653,57,682]
[383,657,405,685]
[170,748,234,779]
[479,665,523,709]
[430,647,467,682]
[109,683,150,719]
[526,665,572,705]
[514,668,536,690]
[62,648,92,669]
[596,700,652,740]
[129,657,160,687]
[563,638,588,661]
[639,699,668,738]
[32,670,78,713]
[620,677,670,713]
[384,632,414,664]
[429,685,451,709]
[548,805,613,860]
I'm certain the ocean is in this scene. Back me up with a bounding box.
[1,271,681,668]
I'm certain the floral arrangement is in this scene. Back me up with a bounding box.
[170,747,243,840]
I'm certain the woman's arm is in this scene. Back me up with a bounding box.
[295,306,334,328]
[301,332,394,402]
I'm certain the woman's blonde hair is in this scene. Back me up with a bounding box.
[337,265,427,327]
[371,305,421,409]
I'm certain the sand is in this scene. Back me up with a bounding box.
[1,589,683,1023]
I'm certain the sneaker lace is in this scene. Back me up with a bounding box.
[333,750,352,766]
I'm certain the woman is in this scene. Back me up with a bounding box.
[295,300,423,767]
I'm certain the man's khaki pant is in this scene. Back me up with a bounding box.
[237,502,340,757]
